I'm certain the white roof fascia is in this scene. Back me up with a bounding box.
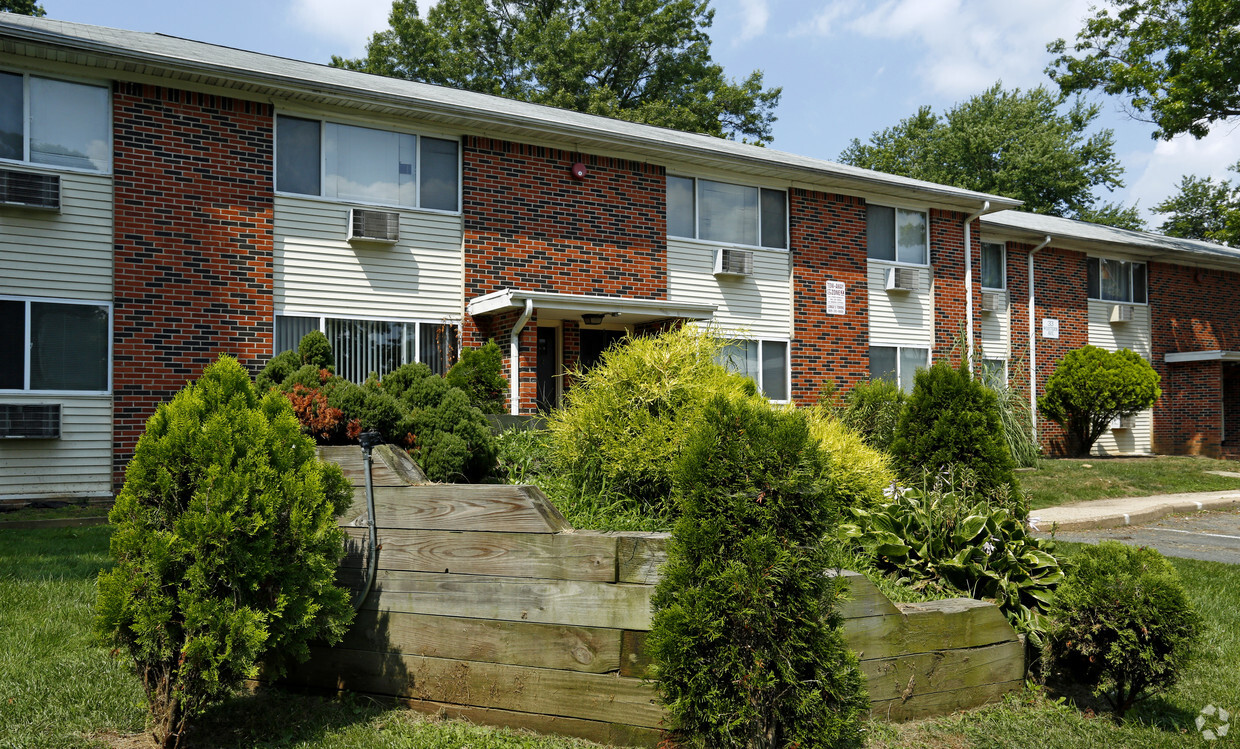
[0,15,1021,214]
[1164,350,1240,364]
[467,289,716,320]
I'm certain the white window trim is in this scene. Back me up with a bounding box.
[868,343,932,392]
[667,174,789,252]
[980,241,1006,291]
[0,294,113,395]
[1087,256,1148,306]
[0,69,113,175]
[866,203,931,267]
[273,113,463,215]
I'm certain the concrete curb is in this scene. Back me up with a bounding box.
[1029,491,1240,532]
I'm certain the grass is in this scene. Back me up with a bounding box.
[0,502,112,523]
[0,526,624,749]
[867,543,1240,749]
[1021,455,1240,510]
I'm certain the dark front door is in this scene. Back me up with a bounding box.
[536,327,558,412]
[578,329,627,372]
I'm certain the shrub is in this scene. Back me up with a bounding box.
[840,378,907,451]
[649,395,868,749]
[891,361,1020,504]
[805,405,896,509]
[445,339,508,414]
[545,326,759,515]
[837,486,1063,646]
[401,387,497,482]
[1039,345,1162,457]
[1045,541,1200,719]
[256,331,335,391]
[255,349,301,392]
[94,357,353,748]
[325,376,405,441]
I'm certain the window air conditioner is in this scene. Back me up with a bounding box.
[885,266,919,291]
[981,291,1006,313]
[0,168,61,211]
[714,248,754,278]
[349,208,400,243]
[1110,304,1134,323]
[1110,413,1136,430]
[0,403,61,439]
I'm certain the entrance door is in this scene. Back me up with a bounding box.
[578,329,627,372]
[536,327,558,412]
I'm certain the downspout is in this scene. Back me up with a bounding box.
[962,201,990,373]
[509,298,534,415]
[1028,236,1052,445]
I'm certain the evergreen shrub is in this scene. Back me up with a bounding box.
[1039,345,1161,457]
[839,378,907,452]
[1045,541,1200,719]
[648,395,868,748]
[445,339,508,414]
[255,331,334,391]
[94,357,354,748]
[890,361,1021,505]
[806,405,896,508]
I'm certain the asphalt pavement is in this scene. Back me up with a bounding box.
[1045,509,1240,564]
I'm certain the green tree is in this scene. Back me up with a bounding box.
[1047,0,1240,140]
[1152,162,1240,246]
[840,83,1125,219]
[1073,201,1147,231]
[0,1,46,15]
[1039,345,1162,457]
[95,357,354,748]
[334,0,782,144]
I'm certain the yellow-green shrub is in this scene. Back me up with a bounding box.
[805,405,895,508]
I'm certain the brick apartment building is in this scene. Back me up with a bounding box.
[2,14,1238,502]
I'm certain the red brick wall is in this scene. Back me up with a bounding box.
[789,190,869,404]
[1158,361,1223,456]
[1027,246,1089,455]
[1006,242,1032,401]
[929,210,979,366]
[111,83,274,485]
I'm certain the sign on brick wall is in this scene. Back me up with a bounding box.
[825,280,846,315]
[1042,318,1060,339]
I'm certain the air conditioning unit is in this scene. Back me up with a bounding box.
[885,266,919,292]
[0,168,61,211]
[714,248,754,278]
[0,403,61,439]
[981,291,1006,313]
[349,208,400,243]
[1110,304,1134,323]
[1110,413,1137,430]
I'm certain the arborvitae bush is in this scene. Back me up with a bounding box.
[648,395,868,749]
[297,330,334,370]
[806,405,895,508]
[327,376,405,440]
[255,349,301,392]
[840,378,907,452]
[445,339,508,414]
[94,357,354,748]
[890,361,1020,505]
[1039,345,1161,457]
[400,387,497,482]
[1045,541,1200,719]
[256,331,335,391]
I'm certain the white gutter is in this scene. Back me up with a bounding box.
[962,201,990,372]
[509,298,534,416]
[1027,235,1052,444]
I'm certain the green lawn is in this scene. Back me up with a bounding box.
[1021,455,1240,510]
[0,502,112,524]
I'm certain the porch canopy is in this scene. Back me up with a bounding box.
[466,289,718,413]
[1165,351,1240,363]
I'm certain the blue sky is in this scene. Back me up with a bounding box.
[36,0,1240,227]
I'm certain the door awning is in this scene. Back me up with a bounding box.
[466,289,717,326]
[1165,350,1240,363]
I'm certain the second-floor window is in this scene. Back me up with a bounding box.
[1087,257,1147,303]
[276,115,459,211]
[867,205,927,265]
[667,176,787,249]
[0,71,110,172]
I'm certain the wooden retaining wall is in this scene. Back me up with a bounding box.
[289,447,1025,746]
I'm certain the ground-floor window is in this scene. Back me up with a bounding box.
[718,338,790,402]
[0,296,110,393]
[275,314,458,380]
[981,358,1008,387]
[869,345,928,392]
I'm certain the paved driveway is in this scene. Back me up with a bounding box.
[1048,510,1240,564]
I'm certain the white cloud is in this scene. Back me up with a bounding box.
[288,0,397,56]
[735,0,771,42]
[1124,125,1240,224]
[791,2,850,38]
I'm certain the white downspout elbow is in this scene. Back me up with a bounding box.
[962,201,990,373]
[509,298,534,415]
[1028,236,1052,444]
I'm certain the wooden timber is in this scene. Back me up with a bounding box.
[341,485,569,533]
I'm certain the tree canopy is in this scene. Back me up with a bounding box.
[0,1,46,15]
[334,0,781,144]
[839,83,1128,221]
[1152,162,1240,246]
[1047,0,1240,140]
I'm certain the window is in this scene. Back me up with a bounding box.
[717,339,790,401]
[667,176,787,249]
[0,297,110,392]
[980,358,1008,387]
[0,71,110,172]
[276,115,460,211]
[869,345,927,392]
[275,314,459,380]
[981,242,1005,289]
[1087,257,1147,303]
[867,205,928,264]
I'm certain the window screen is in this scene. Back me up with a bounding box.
[0,300,25,389]
[898,347,927,392]
[869,346,897,383]
[325,122,416,206]
[866,205,895,261]
[666,176,695,238]
[761,340,788,400]
[699,179,758,246]
[29,302,108,391]
[0,72,21,162]
[981,242,1004,289]
[277,115,321,196]
[760,188,787,249]
[420,137,459,211]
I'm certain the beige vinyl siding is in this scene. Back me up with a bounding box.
[977,290,1010,361]
[0,394,112,498]
[0,171,113,301]
[274,197,464,322]
[667,238,791,338]
[867,261,933,348]
[1088,300,1153,454]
